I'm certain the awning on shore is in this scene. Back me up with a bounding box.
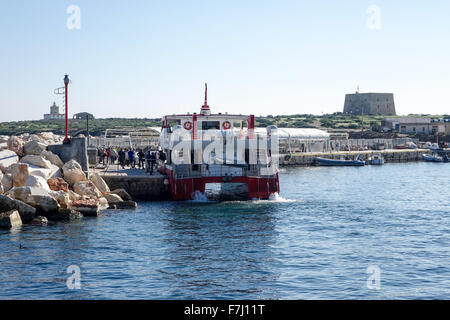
[255,127,330,141]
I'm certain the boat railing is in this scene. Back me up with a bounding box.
[173,164,272,179]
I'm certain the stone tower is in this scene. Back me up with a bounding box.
[343,91,396,115]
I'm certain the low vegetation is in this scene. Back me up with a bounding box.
[0,113,447,136]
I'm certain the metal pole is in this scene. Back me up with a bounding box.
[63,75,70,143]
[86,115,90,146]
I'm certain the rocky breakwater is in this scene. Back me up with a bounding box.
[0,132,137,229]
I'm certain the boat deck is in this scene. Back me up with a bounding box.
[92,164,164,177]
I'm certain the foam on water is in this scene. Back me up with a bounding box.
[249,193,297,204]
[188,190,214,203]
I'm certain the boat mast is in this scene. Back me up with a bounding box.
[200,83,211,116]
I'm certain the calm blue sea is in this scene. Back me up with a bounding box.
[1,162,449,299]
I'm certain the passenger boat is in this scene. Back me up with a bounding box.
[368,153,385,165]
[157,84,280,201]
[314,155,365,166]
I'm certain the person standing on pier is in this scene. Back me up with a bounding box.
[124,149,129,167]
[118,148,126,169]
[128,148,136,168]
[149,150,157,175]
[110,147,118,164]
[105,148,111,164]
[137,149,145,169]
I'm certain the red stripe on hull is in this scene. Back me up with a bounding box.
[161,167,280,201]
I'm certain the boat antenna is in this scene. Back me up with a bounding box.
[200,83,211,115]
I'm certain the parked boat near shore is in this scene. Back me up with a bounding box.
[422,153,447,163]
[368,153,385,165]
[314,155,365,167]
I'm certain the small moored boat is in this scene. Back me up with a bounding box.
[315,155,365,166]
[368,153,385,165]
[422,153,445,163]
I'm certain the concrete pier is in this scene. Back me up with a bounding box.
[280,149,430,166]
[94,167,171,200]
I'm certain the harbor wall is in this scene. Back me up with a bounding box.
[48,137,89,173]
[280,149,429,166]
[101,175,171,200]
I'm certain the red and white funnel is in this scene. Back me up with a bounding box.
[200,83,211,116]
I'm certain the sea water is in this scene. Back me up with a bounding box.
[0,162,449,299]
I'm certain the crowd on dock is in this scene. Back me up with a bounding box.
[96,146,166,175]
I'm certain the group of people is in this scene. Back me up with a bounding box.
[97,146,166,175]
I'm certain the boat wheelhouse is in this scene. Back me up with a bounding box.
[157,84,280,200]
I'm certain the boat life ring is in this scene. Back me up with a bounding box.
[183,121,193,130]
[222,121,231,130]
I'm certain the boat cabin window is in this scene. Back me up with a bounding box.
[202,121,220,130]
[166,120,181,133]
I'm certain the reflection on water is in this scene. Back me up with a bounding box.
[0,162,449,299]
[160,201,279,299]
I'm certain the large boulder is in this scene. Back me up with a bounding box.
[27,163,61,180]
[28,165,52,180]
[25,175,51,192]
[20,155,52,169]
[46,208,83,221]
[0,136,9,144]
[62,160,87,187]
[0,195,36,223]
[29,216,48,226]
[1,173,13,193]
[25,195,59,215]
[71,199,100,216]
[40,150,64,168]
[104,193,123,205]
[68,190,81,202]
[23,140,46,156]
[117,200,138,209]
[7,136,24,157]
[0,209,22,228]
[110,188,132,201]
[73,180,102,198]
[90,172,110,194]
[5,186,33,203]
[38,132,64,145]
[98,197,109,211]
[6,163,29,187]
[0,149,19,173]
[47,177,69,192]
[49,190,71,209]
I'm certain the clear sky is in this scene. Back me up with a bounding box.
[0,0,449,121]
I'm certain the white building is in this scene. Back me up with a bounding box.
[260,128,330,153]
[43,102,65,120]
